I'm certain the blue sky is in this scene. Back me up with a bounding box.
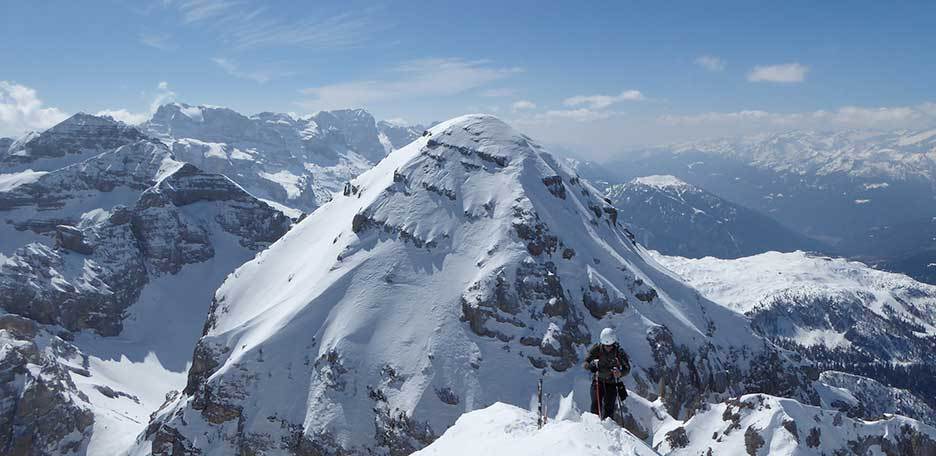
[2,0,935,157]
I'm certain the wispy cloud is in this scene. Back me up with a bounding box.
[480,88,516,97]
[165,0,383,50]
[747,63,809,83]
[139,32,176,51]
[511,100,536,111]
[0,81,68,137]
[695,55,725,71]
[96,81,177,125]
[172,0,239,24]
[563,90,644,109]
[212,57,290,83]
[299,58,523,111]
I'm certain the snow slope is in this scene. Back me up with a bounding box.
[652,251,936,338]
[0,169,46,191]
[413,402,658,456]
[145,114,818,454]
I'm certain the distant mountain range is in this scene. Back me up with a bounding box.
[143,103,425,213]
[575,128,936,282]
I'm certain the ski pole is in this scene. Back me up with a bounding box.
[594,371,602,420]
[615,385,626,424]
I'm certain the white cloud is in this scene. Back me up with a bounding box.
[166,0,382,50]
[0,81,68,137]
[212,57,290,84]
[96,82,177,126]
[562,90,644,109]
[695,55,725,71]
[300,58,523,111]
[95,109,150,125]
[511,100,537,111]
[747,63,809,83]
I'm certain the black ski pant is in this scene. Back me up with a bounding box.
[590,379,619,420]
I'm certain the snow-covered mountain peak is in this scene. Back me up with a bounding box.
[2,112,147,171]
[145,114,821,454]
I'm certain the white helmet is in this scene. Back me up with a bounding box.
[599,328,616,346]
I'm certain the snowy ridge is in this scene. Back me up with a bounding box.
[652,251,936,332]
[656,394,936,455]
[419,392,936,455]
[413,401,658,456]
[144,114,821,454]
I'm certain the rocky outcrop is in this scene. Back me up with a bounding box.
[0,219,147,335]
[0,315,94,455]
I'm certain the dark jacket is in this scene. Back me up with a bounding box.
[584,343,630,383]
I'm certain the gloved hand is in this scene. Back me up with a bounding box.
[616,383,628,399]
[588,359,599,373]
